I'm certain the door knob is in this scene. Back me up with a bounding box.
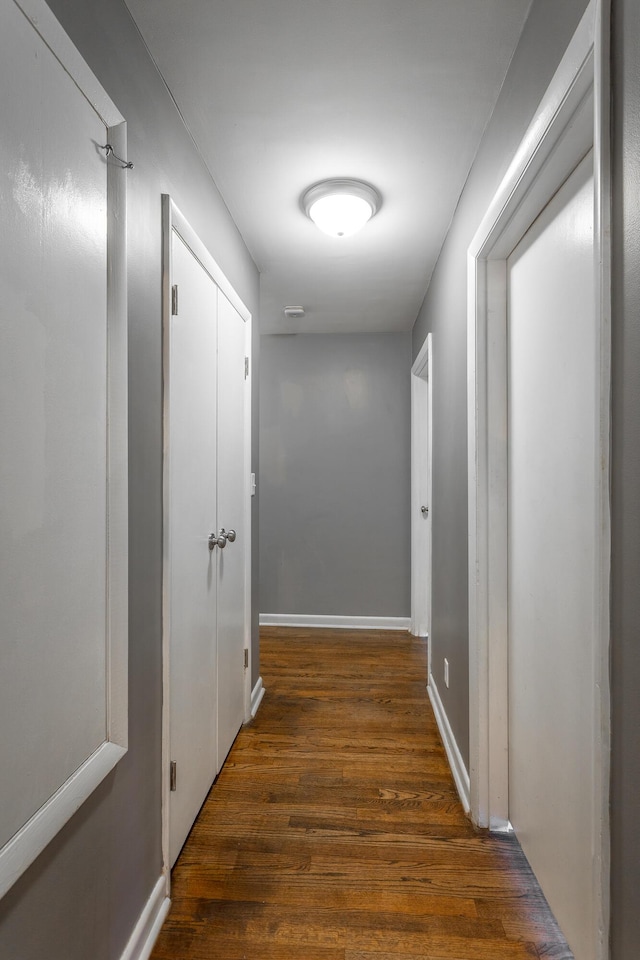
[226,529,237,543]
[208,532,227,551]
[421,505,429,517]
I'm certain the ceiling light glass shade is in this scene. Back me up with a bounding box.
[302,179,381,237]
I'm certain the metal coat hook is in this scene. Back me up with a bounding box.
[101,143,134,169]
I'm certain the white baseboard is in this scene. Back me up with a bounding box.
[259,614,410,631]
[119,875,171,960]
[428,674,471,814]
[250,676,265,718]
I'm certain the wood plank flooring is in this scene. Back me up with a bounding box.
[151,627,572,960]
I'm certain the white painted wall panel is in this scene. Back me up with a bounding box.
[0,2,108,848]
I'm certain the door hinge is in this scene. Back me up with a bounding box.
[170,760,177,791]
[171,284,179,316]
[244,648,249,669]
[244,356,249,379]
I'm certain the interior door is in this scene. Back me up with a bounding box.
[1,1,108,836]
[411,338,432,644]
[168,232,218,866]
[0,0,128,896]
[216,290,247,764]
[507,150,596,960]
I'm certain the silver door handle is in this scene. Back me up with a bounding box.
[421,505,429,516]
[208,532,227,550]
[219,527,236,543]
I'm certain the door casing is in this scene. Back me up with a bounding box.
[466,1,610,956]
[161,196,252,890]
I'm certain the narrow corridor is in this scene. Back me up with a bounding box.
[151,628,572,959]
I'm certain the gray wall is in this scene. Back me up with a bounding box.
[411,0,589,767]
[610,0,640,953]
[0,1,260,958]
[260,333,411,619]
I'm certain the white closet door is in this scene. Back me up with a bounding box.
[168,232,218,866]
[163,198,250,870]
[216,290,247,766]
[507,151,596,960]
[0,0,128,897]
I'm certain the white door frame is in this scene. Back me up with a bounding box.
[161,196,252,892]
[411,332,433,647]
[467,0,610,954]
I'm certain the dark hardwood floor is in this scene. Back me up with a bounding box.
[151,627,572,960]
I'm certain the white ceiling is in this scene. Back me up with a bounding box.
[125,0,532,334]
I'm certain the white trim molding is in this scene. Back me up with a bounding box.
[259,614,411,631]
[428,675,471,814]
[467,1,610,955]
[250,678,266,718]
[118,877,170,960]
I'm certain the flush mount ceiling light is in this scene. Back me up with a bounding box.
[302,179,381,238]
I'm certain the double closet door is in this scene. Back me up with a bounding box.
[165,212,249,867]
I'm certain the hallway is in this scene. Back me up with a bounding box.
[151,628,572,959]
